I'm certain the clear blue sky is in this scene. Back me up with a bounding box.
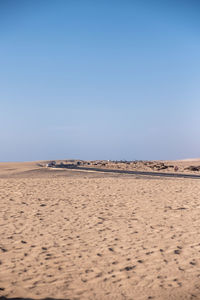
[1,0,200,161]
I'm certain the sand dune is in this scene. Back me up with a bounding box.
[1,162,200,299]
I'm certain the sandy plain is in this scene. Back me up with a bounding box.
[1,161,200,300]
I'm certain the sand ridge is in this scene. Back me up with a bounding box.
[1,162,200,299]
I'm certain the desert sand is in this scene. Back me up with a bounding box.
[1,160,200,299]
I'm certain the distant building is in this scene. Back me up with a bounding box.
[46,163,52,167]
[46,161,56,168]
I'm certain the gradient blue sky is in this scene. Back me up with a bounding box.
[1,0,200,161]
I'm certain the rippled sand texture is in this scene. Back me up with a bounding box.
[1,163,200,299]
